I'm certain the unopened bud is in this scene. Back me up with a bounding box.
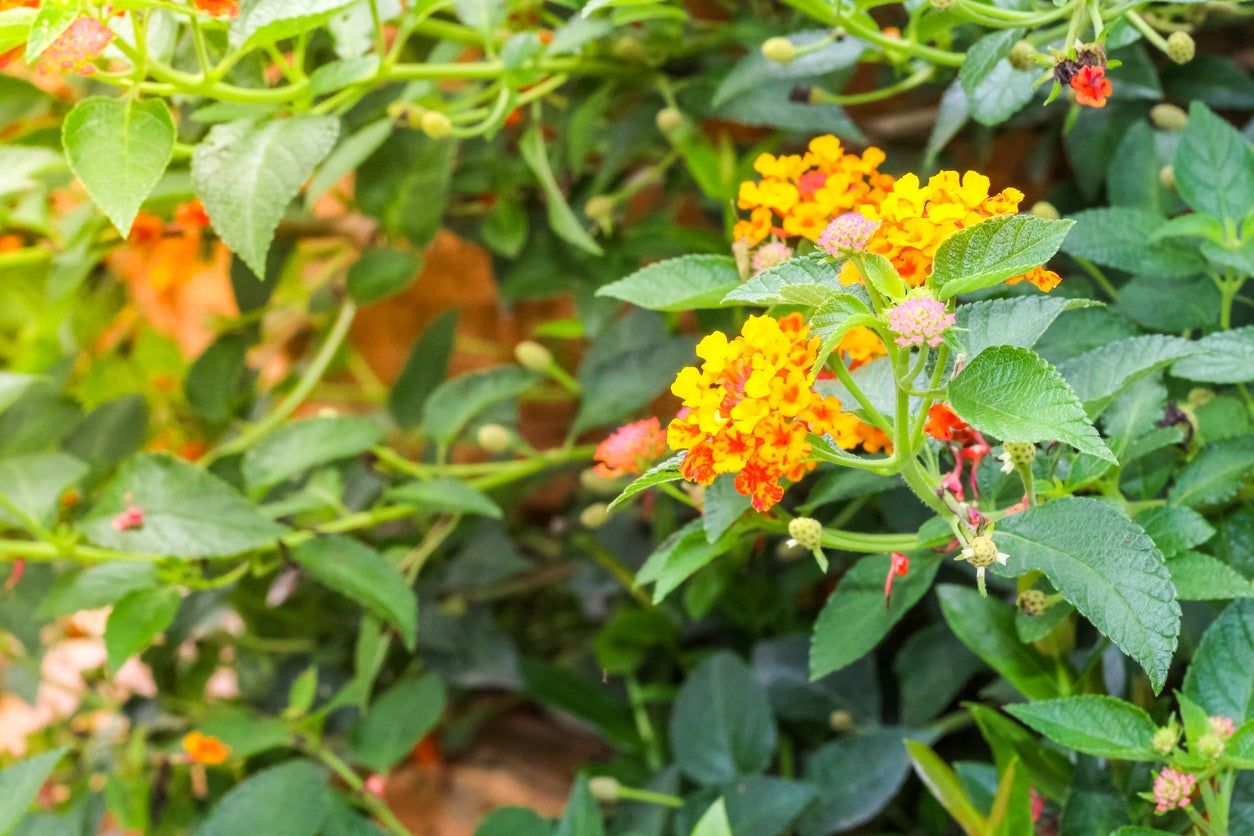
[1030,201,1060,220]
[612,36,645,62]
[579,504,611,529]
[1151,103,1188,132]
[514,340,553,371]
[655,106,684,134]
[1197,733,1225,760]
[476,423,513,453]
[1159,164,1176,191]
[589,776,620,802]
[1016,589,1048,617]
[419,110,452,139]
[761,36,797,64]
[828,710,856,732]
[1152,724,1179,755]
[386,101,411,122]
[1187,387,1215,407]
[585,195,614,223]
[1009,40,1037,71]
[787,517,823,551]
[1165,31,1195,65]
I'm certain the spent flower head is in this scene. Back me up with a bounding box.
[959,534,1008,596]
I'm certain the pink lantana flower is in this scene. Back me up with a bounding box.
[886,293,955,348]
[593,418,667,479]
[1152,768,1196,815]
[817,212,880,256]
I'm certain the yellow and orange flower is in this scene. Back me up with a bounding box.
[182,731,230,765]
[666,313,874,512]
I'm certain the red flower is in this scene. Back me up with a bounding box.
[884,552,910,606]
[1070,66,1111,108]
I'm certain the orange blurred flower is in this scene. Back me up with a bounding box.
[182,732,230,765]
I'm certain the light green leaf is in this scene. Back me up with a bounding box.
[38,563,157,619]
[606,452,684,511]
[937,584,1061,700]
[958,29,1036,126]
[0,7,37,57]
[104,587,181,672]
[80,454,286,559]
[637,519,737,604]
[421,366,539,446]
[291,536,417,650]
[554,775,604,836]
[1174,102,1254,224]
[596,255,741,312]
[1134,505,1215,558]
[387,478,502,519]
[199,760,329,836]
[1062,208,1205,278]
[668,651,776,784]
[1172,327,1254,384]
[948,346,1114,462]
[192,116,340,277]
[23,0,74,61]
[1167,551,1253,601]
[62,97,175,237]
[242,416,383,493]
[349,673,446,773]
[810,554,941,679]
[1005,696,1158,760]
[993,497,1180,692]
[519,123,602,255]
[230,0,359,50]
[1170,436,1254,507]
[0,748,69,836]
[346,247,422,305]
[955,297,1101,361]
[722,253,845,307]
[904,740,987,836]
[1059,335,1195,415]
[1184,599,1254,721]
[0,452,86,530]
[307,118,392,207]
[847,251,904,301]
[691,799,732,836]
[931,215,1074,299]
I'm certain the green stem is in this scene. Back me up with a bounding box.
[615,785,684,808]
[1072,256,1119,301]
[303,739,410,836]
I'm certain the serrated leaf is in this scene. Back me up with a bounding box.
[1167,551,1254,601]
[1118,275,1221,333]
[62,97,174,237]
[637,519,737,603]
[993,497,1180,692]
[356,130,453,246]
[199,761,329,836]
[801,731,912,834]
[1172,327,1254,384]
[948,346,1114,462]
[1062,208,1205,278]
[1170,436,1254,507]
[192,116,340,277]
[1005,696,1158,760]
[1183,599,1254,721]
[722,253,845,307]
[668,651,776,785]
[1059,335,1195,415]
[38,563,157,619]
[349,672,446,773]
[242,416,383,493]
[957,29,1036,125]
[606,452,684,511]
[1174,102,1254,224]
[80,454,286,559]
[938,584,1061,700]
[230,0,358,49]
[597,255,741,311]
[1134,505,1215,558]
[104,586,181,672]
[386,478,502,519]
[421,366,539,447]
[932,215,1073,299]
[955,296,1101,360]
[291,536,418,650]
[809,554,940,679]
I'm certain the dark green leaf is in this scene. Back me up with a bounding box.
[291,536,417,650]
[669,651,776,785]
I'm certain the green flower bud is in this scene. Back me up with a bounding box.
[588,776,620,802]
[514,340,553,371]
[965,535,1001,569]
[419,110,452,139]
[1030,201,1060,220]
[655,106,684,134]
[828,710,856,732]
[579,503,611,529]
[761,36,797,64]
[1150,103,1188,132]
[585,195,615,223]
[476,423,513,453]
[612,36,646,62]
[1159,164,1176,191]
[1166,31,1195,65]
[1197,732,1225,760]
[1009,40,1037,71]
[1151,723,1179,755]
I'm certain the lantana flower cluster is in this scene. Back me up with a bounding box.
[666,313,873,511]
[36,17,113,76]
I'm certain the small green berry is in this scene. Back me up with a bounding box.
[514,340,553,371]
[761,37,797,64]
[1016,589,1048,617]
[1150,103,1188,132]
[1166,32,1195,65]
[787,517,823,551]
[1030,201,1060,220]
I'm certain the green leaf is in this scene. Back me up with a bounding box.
[596,255,741,312]
[1118,275,1221,333]
[80,454,286,559]
[519,123,602,256]
[1174,102,1254,224]
[1167,551,1253,601]
[993,497,1180,692]
[475,808,552,836]
[800,730,913,834]
[904,740,987,836]
[948,346,1114,462]
[1059,335,1195,415]
[62,98,175,237]
[698,776,815,836]
[965,703,1072,802]
[63,395,148,482]
[23,0,74,61]
[1173,327,1254,385]
[691,799,732,836]
[198,708,292,760]
[847,251,903,300]
[357,130,454,246]
[637,519,737,604]
[1134,506,1215,559]
[349,673,446,773]
[895,625,983,727]
[958,29,1036,126]
[307,118,392,207]
[387,478,502,519]
[0,452,85,530]
[1062,208,1205,278]
[931,215,1074,299]
[955,297,1101,361]
[38,563,157,619]
[192,116,340,278]
[520,658,637,749]
[291,536,417,650]
[230,0,359,50]
[104,587,181,672]
[668,651,776,785]
[702,476,751,543]
[809,554,941,679]
[421,366,539,447]
[722,253,845,307]
[554,775,604,836]
[346,247,422,305]
[937,584,1061,700]
[242,416,383,494]
[389,310,457,429]
[199,760,329,836]
[1005,696,1158,760]
[1184,599,1254,720]
[606,452,684,511]
[1170,436,1254,507]
[0,748,69,836]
